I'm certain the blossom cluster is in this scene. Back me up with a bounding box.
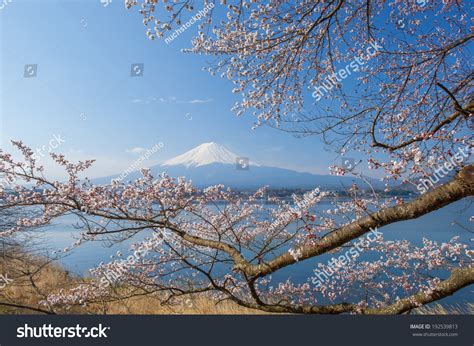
[1,140,471,312]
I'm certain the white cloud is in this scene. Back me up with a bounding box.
[157,96,177,103]
[186,98,214,104]
[126,147,147,154]
[131,96,214,105]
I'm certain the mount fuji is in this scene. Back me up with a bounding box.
[97,142,376,190]
[162,142,256,168]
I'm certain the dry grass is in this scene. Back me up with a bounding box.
[104,295,265,315]
[0,254,471,315]
[0,253,82,314]
[0,253,263,314]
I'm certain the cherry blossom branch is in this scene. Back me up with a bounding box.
[236,164,474,278]
[370,99,474,151]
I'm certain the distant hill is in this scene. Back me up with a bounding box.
[94,142,383,190]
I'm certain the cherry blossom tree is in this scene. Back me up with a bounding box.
[127,0,473,184]
[0,0,472,314]
[0,140,472,314]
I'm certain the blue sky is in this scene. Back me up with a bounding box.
[0,0,367,179]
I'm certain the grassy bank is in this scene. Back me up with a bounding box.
[0,253,471,315]
[0,253,261,314]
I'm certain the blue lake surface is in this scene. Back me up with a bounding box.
[34,198,473,308]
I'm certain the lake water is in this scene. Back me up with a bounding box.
[34,198,473,308]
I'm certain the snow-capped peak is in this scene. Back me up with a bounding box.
[162,142,243,167]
